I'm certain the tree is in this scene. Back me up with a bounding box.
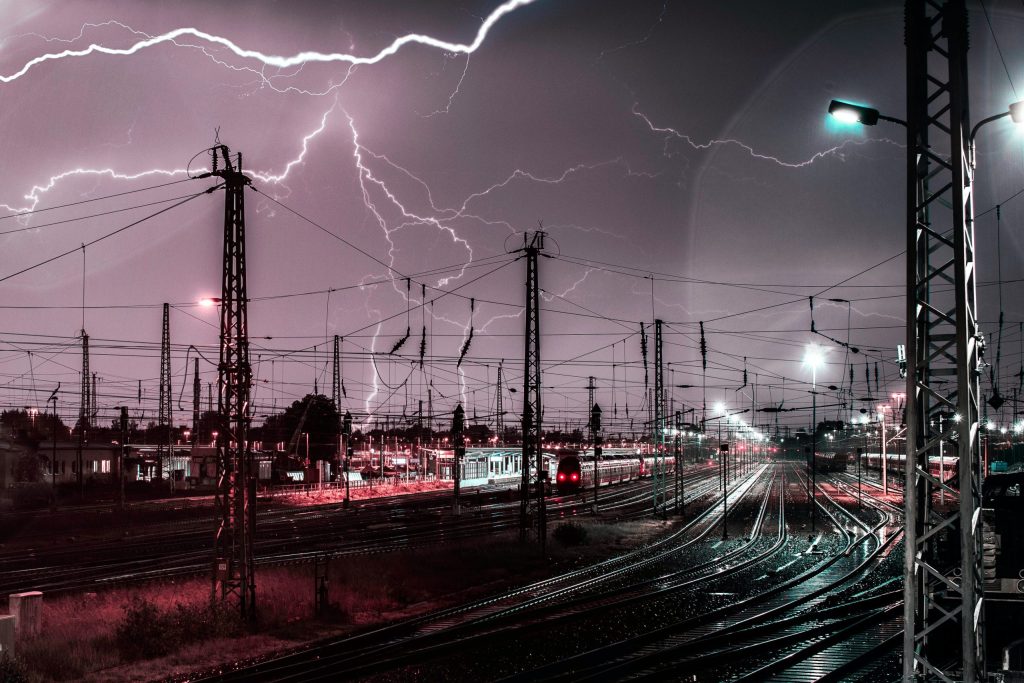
[253,394,340,461]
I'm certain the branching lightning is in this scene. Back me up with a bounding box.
[632,103,904,168]
[0,0,540,83]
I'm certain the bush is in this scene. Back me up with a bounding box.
[0,653,28,683]
[553,521,589,546]
[115,597,241,661]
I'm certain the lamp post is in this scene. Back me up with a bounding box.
[804,344,825,532]
[701,407,749,540]
[878,404,890,495]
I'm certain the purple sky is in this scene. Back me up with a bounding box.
[2,0,1024,437]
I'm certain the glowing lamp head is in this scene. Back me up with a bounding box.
[714,402,726,415]
[828,100,880,126]
[199,297,221,308]
[1011,100,1024,124]
[803,344,825,371]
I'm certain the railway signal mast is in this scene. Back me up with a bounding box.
[199,145,257,620]
[903,1,985,679]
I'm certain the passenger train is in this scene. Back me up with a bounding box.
[554,448,675,494]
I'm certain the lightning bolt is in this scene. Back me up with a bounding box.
[632,103,904,168]
[0,0,540,83]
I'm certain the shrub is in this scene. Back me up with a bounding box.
[0,653,28,683]
[115,597,241,661]
[553,521,589,546]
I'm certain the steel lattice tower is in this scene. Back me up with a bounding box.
[332,335,341,411]
[158,303,172,481]
[519,231,544,544]
[903,1,984,679]
[192,357,200,447]
[80,332,91,430]
[652,320,666,514]
[77,331,90,495]
[200,145,256,619]
[495,361,504,444]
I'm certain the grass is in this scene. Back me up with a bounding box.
[6,513,673,682]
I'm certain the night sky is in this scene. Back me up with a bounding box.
[2,0,1024,435]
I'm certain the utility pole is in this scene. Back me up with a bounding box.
[91,372,97,426]
[518,231,545,548]
[652,320,666,516]
[904,2,984,680]
[674,410,682,515]
[333,335,341,477]
[77,332,90,498]
[587,376,597,511]
[591,403,602,513]
[496,361,504,445]
[118,406,128,512]
[50,393,58,507]
[342,411,352,508]
[158,303,171,483]
[200,145,256,620]
[192,358,200,447]
[452,404,465,515]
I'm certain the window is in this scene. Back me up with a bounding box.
[101,460,111,473]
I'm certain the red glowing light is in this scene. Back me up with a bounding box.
[557,472,566,482]
[570,472,579,481]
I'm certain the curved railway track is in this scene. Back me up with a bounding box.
[0,467,721,595]
[190,463,773,681]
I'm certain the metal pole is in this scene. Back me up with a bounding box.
[591,403,601,513]
[811,386,816,532]
[51,397,58,507]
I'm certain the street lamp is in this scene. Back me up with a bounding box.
[804,343,825,532]
[828,99,910,127]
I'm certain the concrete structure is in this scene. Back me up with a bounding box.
[0,615,14,658]
[8,591,42,636]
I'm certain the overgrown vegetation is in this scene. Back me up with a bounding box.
[114,597,242,661]
[553,521,589,546]
[0,653,29,683]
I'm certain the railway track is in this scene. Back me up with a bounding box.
[0,467,721,595]
[190,464,771,681]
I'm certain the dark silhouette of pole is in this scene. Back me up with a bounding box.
[591,403,602,513]
[343,411,352,509]
[158,303,171,483]
[78,333,89,499]
[192,357,200,447]
[452,404,465,515]
[118,406,128,512]
[200,144,256,620]
[50,395,58,507]
[674,410,681,515]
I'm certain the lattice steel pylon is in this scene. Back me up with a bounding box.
[496,361,504,444]
[77,331,90,496]
[200,145,256,619]
[518,231,545,545]
[158,303,172,481]
[332,335,341,411]
[652,320,667,514]
[903,1,984,680]
[192,357,200,447]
